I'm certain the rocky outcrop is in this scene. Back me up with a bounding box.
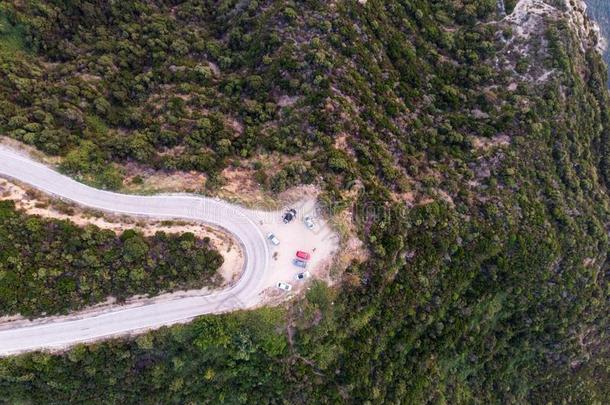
[564,0,607,54]
[506,0,605,54]
[497,0,605,83]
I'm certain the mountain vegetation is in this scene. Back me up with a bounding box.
[0,0,608,403]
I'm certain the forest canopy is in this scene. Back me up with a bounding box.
[0,200,223,317]
[0,0,608,403]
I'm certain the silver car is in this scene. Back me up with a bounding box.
[304,215,315,229]
[293,258,307,268]
[267,233,280,246]
[277,282,292,291]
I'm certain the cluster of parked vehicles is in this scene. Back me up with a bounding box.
[277,250,311,291]
[266,208,315,247]
[270,208,314,292]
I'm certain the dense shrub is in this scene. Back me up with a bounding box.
[0,201,223,317]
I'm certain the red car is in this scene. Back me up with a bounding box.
[296,251,311,260]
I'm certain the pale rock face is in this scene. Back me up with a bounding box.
[563,0,606,54]
[497,0,605,84]
[505,0,557,40]
[506,0,605,54]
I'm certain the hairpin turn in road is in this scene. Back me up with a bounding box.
[0,146,338,356]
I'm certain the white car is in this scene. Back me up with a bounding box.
[304,216,315,230]
[277,282,292,291]
[267,233,280,246]
[296,271,310,281]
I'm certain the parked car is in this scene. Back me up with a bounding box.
[293,258,307,268]
[296,271,311,280]
[304,216,315,229]
[277,282,292,291]
[296,250,311,260]
[267,233,280,246]
[283,208,296,224]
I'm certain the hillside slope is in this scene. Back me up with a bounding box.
[0,0,608,403]
[585,0,610,83]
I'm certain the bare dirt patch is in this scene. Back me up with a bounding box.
[472,134,511,151]
[227,118,244,134]
[0,136,60,165]
[392,190,416,205]
[316,182,369,286]
[217,165,272,207]
[216,153,308,209]
[331,207,369,288]
[333,132,357,157]
[277,95,299,107]
[77,73,102,82]
[121,162,207,194]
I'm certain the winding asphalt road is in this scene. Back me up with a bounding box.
[0,146,271,356]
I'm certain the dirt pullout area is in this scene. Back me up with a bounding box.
[0,178,244,287]
[250,195,342,306]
